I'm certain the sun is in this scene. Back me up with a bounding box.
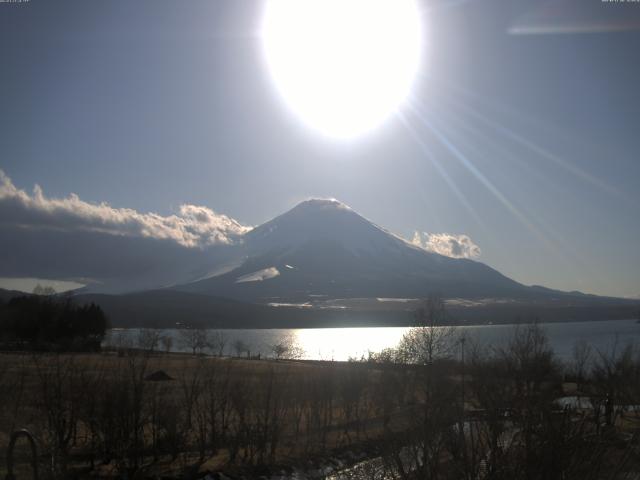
[261,0,424,139]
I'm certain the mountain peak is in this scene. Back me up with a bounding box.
[245,197,396,253]
[292,198,351,212]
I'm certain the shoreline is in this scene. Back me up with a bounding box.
[107,316,640,330]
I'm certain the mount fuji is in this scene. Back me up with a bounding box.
[177,199,540,302]
[67,198,638,327]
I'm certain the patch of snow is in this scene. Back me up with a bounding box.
[445,298,518,307]
[236,267,280,283]
[267,302,312,308]
[376,297,418,303]
[190,258,246,283]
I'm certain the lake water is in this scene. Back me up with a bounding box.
[104,319,640,363]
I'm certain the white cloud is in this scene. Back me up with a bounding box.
[411,231,481,259]
[0,170,250,248]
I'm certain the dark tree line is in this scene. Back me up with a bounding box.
[0,295,109,351]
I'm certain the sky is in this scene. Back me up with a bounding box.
[1,0,640,297]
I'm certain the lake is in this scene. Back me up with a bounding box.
[104,318,640,362]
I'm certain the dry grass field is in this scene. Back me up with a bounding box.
[1,324,639,479]
[0,351,421,478]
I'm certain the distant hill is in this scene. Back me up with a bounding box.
[70,289,413,328]
[1,287,637,328]
[73,290,639,329]
[74,290,269,328]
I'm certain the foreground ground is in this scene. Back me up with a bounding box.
[1,328,639,479]
[0,351,422,478]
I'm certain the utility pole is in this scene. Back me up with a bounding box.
[459,334,468,478]
[461,334,466,413]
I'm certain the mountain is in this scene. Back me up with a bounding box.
[176,199,551,302]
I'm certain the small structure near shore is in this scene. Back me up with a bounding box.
[144,370,174,382]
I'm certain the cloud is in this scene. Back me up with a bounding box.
[411,232,481,259]
[0,170,251,292]
[0,170,250,247]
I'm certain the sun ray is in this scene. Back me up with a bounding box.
[430,79,632,204]
[401,98,597,289]
[397,109,487,232]
[408,99,558,254]
[418,98,589,271]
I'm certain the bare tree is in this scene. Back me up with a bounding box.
[270,334,303,360]
[232,339,249,357]
[570,338,592,393]
[0,354,28,435]
[137,328,161,354]
[33,284,57,296]
[160,334,173,354]
[32,354,88,476]
[590,339,638,428]
[177,359,204,461]
[209,330,227,356]
[465,335,623,480]
[398,294,457,364]
[338,366,368,441]
[111,329,133,355]
[179,328,209,355]
[497,323,561,477]
[271,342,288,360]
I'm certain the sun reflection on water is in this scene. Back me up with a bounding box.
[293,327,410,361]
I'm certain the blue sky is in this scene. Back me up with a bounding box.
[1,0,639,297]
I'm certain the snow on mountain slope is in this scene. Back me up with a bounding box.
[177,199,529,302]
[236,267,280,283]
[243,198,412,255]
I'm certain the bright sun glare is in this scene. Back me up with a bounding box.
[262,0,424,139]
